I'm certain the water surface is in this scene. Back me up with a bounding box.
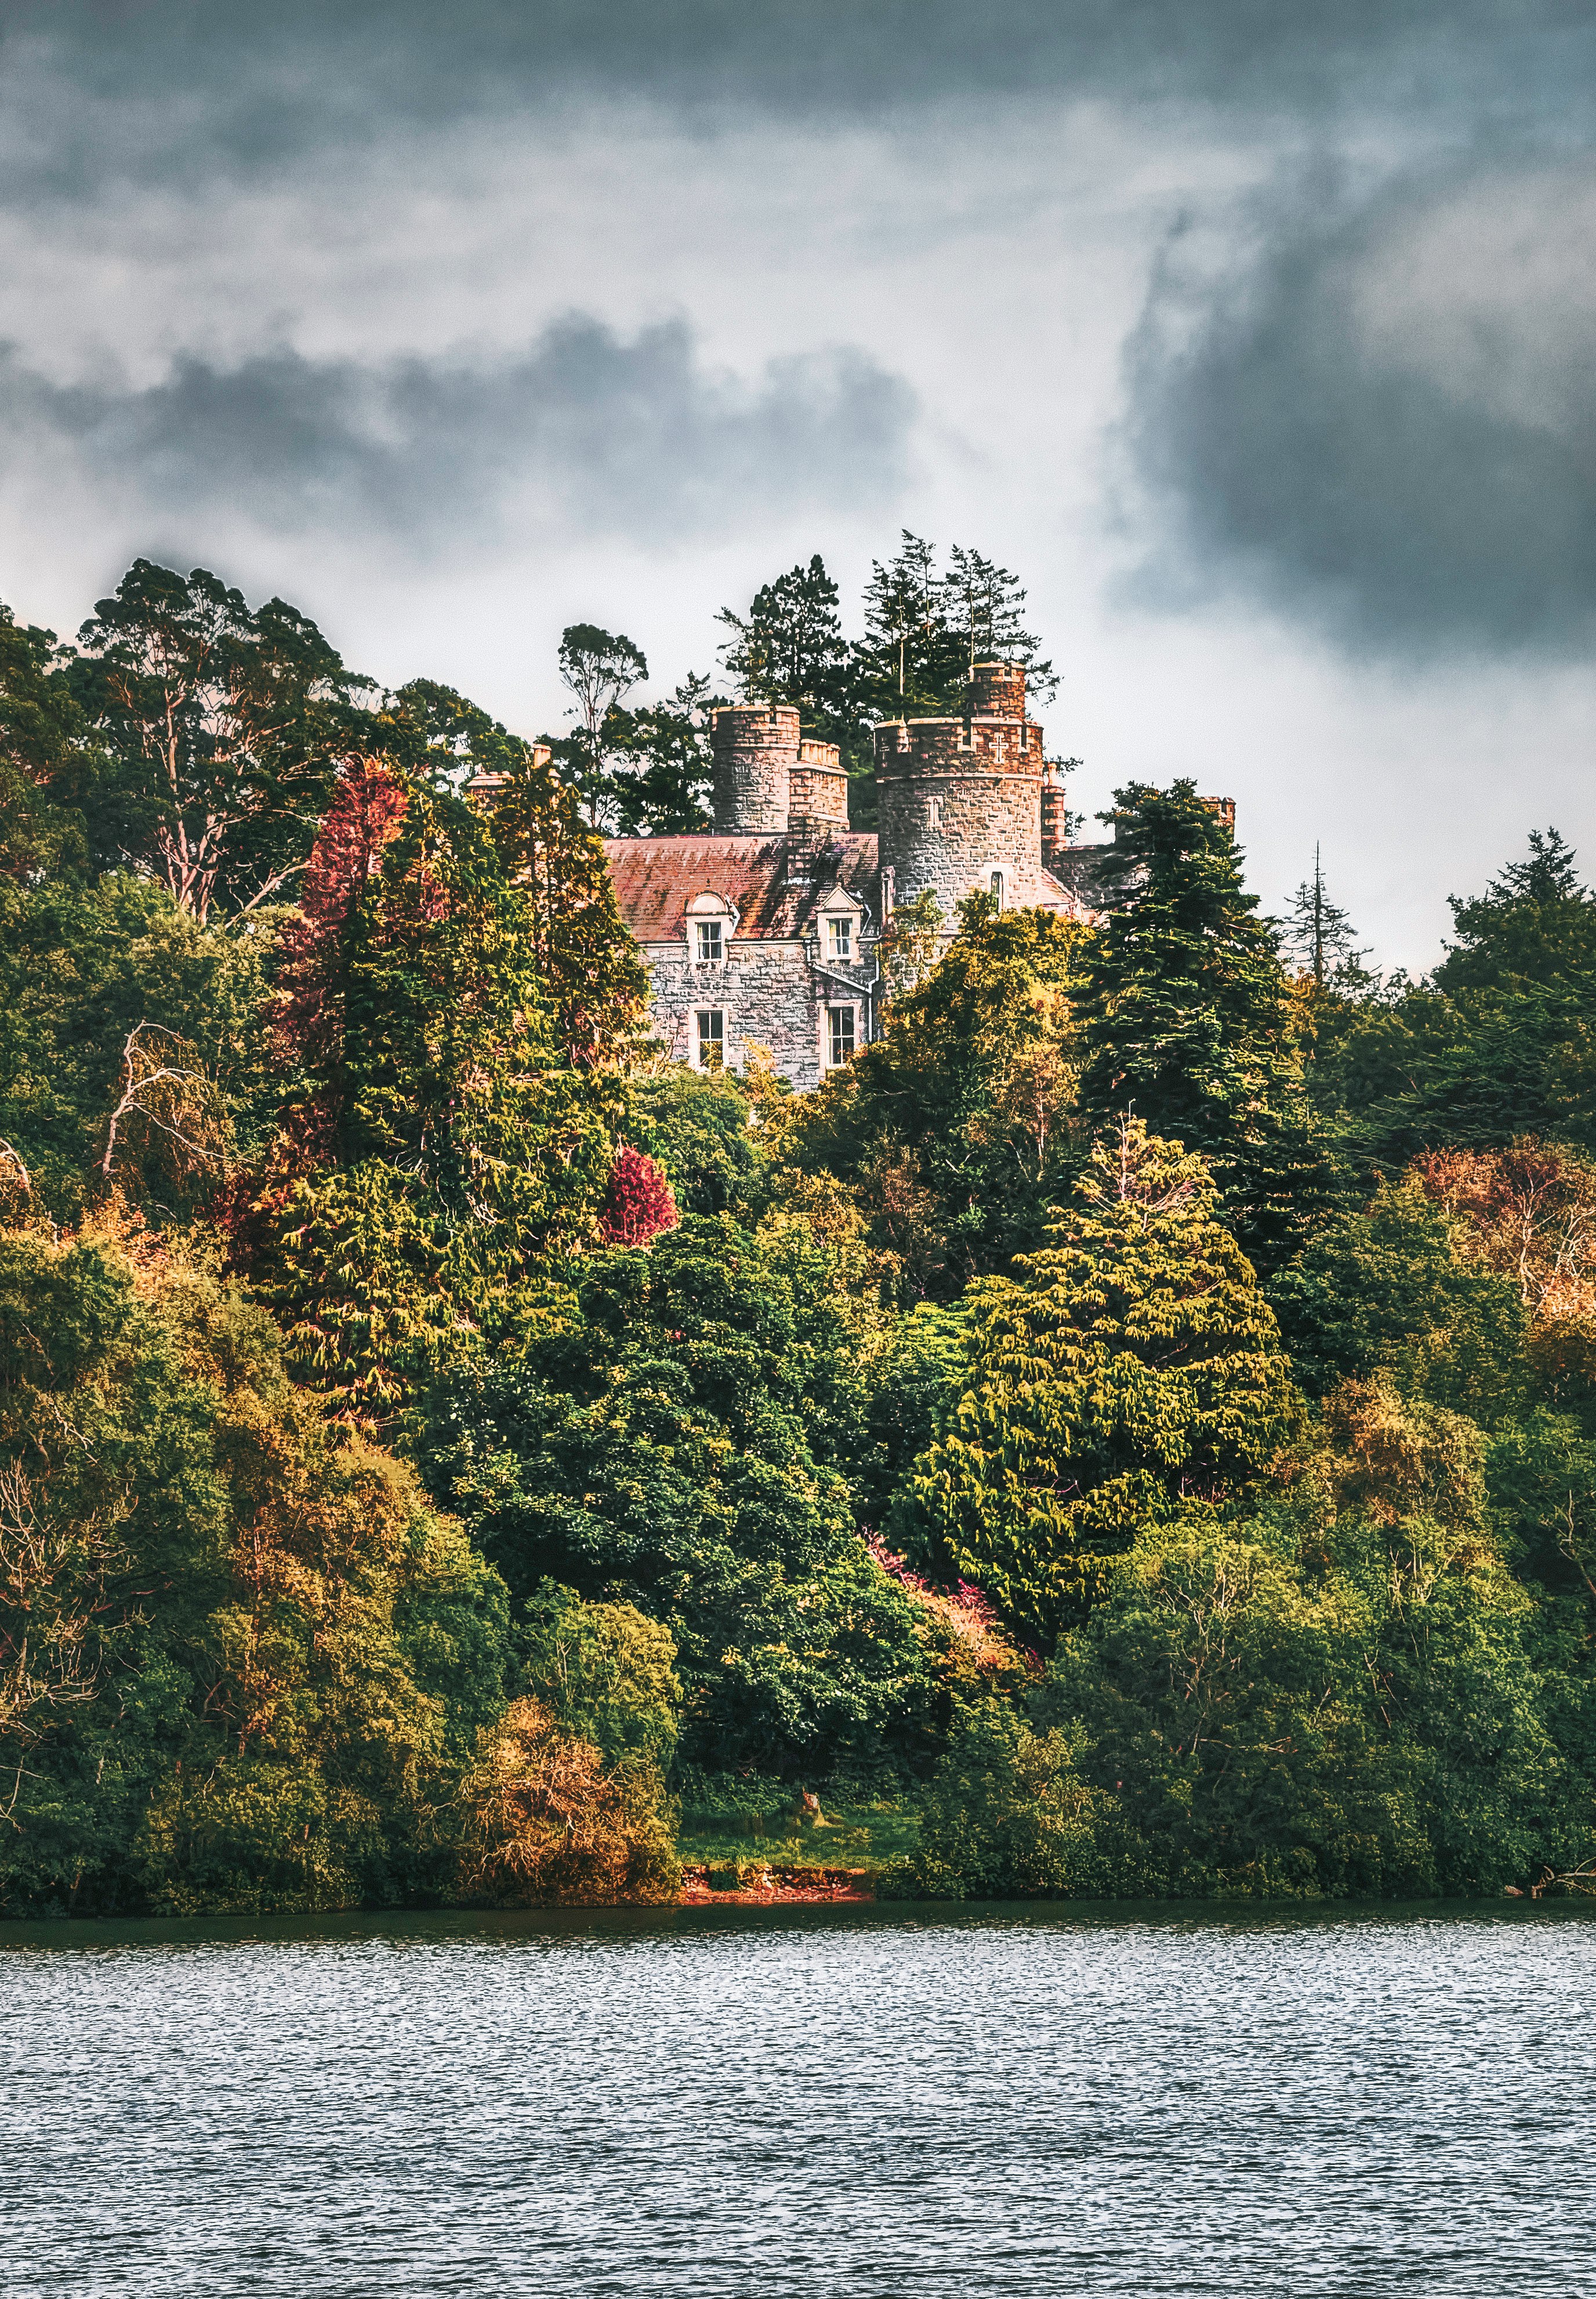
[3,1899,1591,2296]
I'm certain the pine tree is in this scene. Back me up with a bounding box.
[858,532,962,715]
[716,556,851,729]
[1078,781,1340,1271]
[1284,846,1365,986]
[942,546,1057,704]
[899,1120,1297,1644]
[606,673,717,835]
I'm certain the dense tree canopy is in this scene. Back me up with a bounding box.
[898,1121,1297,1642]
[9,551,1596,1914]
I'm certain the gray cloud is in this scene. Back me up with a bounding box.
[1123,158,1596,655]
[0,316,916,552]
[0,2,1589,199]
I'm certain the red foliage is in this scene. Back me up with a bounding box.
[270,757,409,1155]
[864,1533,1024,1676]
[597,1146,679,1248]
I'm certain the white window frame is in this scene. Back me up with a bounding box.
[694,1008,725,1069]
[826,1003,857,1068]
[826,914,853,962]
[696,918,724,963]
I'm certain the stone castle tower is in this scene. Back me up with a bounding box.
[709,660,1075,915]
[709,705,851,842]
[873,659,1072,914]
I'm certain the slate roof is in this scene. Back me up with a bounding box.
[603,833,882,942]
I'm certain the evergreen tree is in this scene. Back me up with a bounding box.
[1079,779,1338,1269]
[1434,829,1596,993]
[1284,846,1366,986]
[899,1120,1297,1644]
[858,531,963,715]
[941,546,1057,704]
[605,673,717,834]
[717,556,851,730]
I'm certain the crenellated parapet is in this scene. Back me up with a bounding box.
[875,659,1060,916]
[710,704,798,834]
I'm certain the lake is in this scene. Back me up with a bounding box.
[2,1901,1591,2296]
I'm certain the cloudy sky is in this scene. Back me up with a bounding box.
[1,0,1592,966]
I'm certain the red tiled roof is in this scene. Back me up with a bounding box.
[603,833,880,942]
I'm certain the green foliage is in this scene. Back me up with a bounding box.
[790,894,1090,1294]
[0,1217,513,1916]
[855,1297,975,1528]
[624,1061,767,1218]
[1079,780,1340,1271]
[1303,835,1596,1163]
[605,673,718,833]
[1435,828,1596,996]
[68,560,369,922]
[426,1216,951,1780]
[719,556,854,734]
[882,1700,1106,1901]
[521,1583,681,1769]
[898,1379,1581,1903]
[1269,1178,1530,1423]
[0,872,277,1223]
[554,622,648,826]
[900,1122,1297,1644]
[0,601,95,881]
[258,770,618,1424]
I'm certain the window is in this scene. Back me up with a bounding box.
[826,915,853,962]
[990,870,1004,909]
[827,1005,856,1067]
[927,797,941,829]
[695,1009,724,1069]
[696,918,723,963]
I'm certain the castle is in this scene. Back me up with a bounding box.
[603,661,1103,1090]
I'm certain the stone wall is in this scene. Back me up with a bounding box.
[638,929,876,1093]
[710,705,799,833]
[788,738,850,839]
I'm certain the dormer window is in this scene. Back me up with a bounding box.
[826,915,853,962]
[696,919,723,963]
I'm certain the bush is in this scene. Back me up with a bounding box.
[456,1696,679,1905]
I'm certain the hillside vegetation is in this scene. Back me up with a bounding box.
[5,563,1596,1911]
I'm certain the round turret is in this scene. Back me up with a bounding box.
[710,705,798,834]
[875,661,1054,916]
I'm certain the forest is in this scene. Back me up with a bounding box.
[3,547,1596,1914]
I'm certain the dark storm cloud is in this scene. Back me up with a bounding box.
[0,317,916,549]
[1123,158,1596,656]
[0,1,1590,195]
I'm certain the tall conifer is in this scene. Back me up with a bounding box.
[1079,780,1339,1269]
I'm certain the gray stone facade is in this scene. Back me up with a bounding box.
[602,662,1177,1091]
[603,830,879,1092]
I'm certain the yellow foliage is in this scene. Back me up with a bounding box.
[456,1696,679,1905]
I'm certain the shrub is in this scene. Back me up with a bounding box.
[456,1696,679,1905]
